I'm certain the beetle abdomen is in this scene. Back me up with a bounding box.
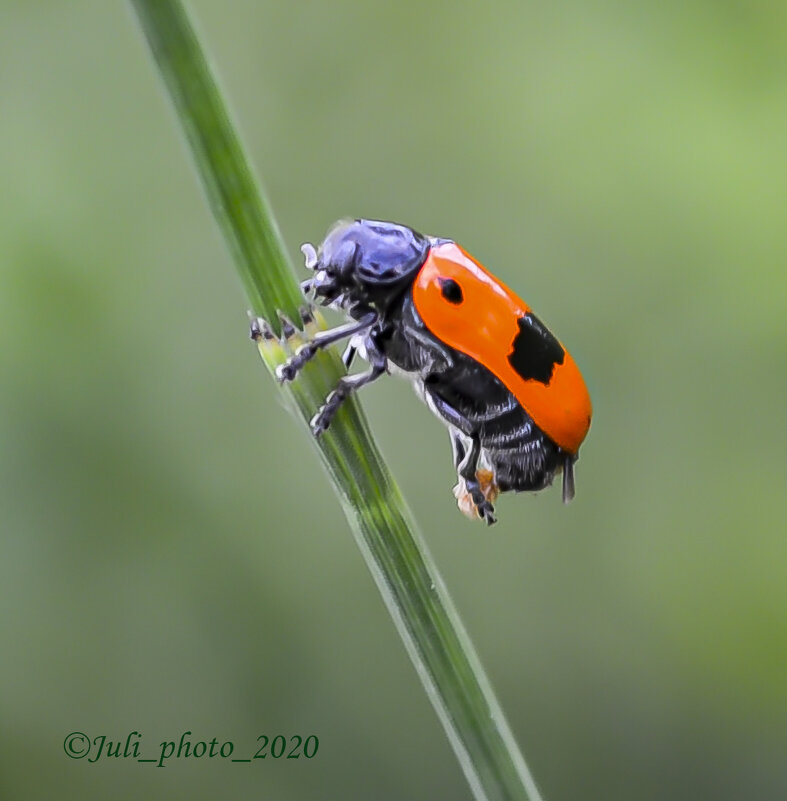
[421,353,564,493]
[485,428,561,494]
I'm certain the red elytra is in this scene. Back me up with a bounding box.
[412,242,592,454]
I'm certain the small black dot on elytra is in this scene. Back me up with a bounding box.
[438,277,463,304]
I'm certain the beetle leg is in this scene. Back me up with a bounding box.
[450,428,466,472]
[341,341,357,369]
[310,341,387,435]
[450,430,495,519]
[274,311,378,382]
[456,435,497,525]
[425,390,496,523]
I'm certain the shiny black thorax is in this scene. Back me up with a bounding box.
[377,291,565,493]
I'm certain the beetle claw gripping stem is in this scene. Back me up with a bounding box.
[249,314,275,342]
[277,312,298,340]
[298,304,315,327]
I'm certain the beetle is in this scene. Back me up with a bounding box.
[259,219,592,524]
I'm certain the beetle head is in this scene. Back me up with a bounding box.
[300,219,430,312]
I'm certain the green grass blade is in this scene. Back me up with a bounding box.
[129,2,544,799]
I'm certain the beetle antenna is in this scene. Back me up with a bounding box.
[301,243,318,270]
[562,456,575,503]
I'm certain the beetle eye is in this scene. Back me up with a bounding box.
[438,277,463,304]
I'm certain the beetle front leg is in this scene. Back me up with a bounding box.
[311,342,387,435]
[271,311,378,383]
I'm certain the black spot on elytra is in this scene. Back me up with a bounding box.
[438,277,463,304]
[508,313,565,384]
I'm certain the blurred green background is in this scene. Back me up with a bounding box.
[1,1,785,799]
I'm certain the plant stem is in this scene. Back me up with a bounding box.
[130,2,544,799]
